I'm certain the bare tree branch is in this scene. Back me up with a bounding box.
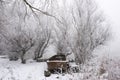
[23,0,62,23]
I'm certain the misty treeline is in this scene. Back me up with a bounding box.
[0,0,110,64]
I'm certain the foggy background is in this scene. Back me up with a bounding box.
[96,0,120,57]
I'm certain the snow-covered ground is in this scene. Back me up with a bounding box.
[0,55,110,80]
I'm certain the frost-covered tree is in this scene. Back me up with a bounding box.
[69,0,110,64]
[34,26,51,60]
[3,26,35,63]
[0,0,36,63]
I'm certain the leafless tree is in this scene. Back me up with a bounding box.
[69,0,110,64]
[34,26,51,61]
[54,17,72,57]
[2,26,35,63]
[0,0,36,63]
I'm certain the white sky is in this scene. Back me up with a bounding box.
[96,0,120,57]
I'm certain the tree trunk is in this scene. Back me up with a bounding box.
[21,51,26,64]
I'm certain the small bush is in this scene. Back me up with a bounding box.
[9,56,19,61]
[99,66,106,75]
[44,71,51,77]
